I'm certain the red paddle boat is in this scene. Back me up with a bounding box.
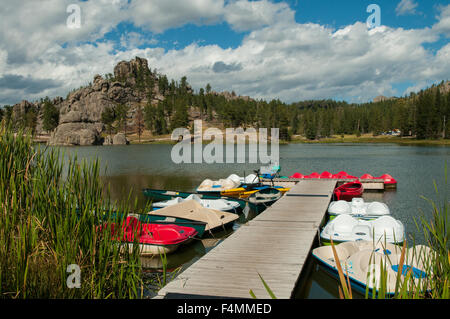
[333,181,364,201]
[289,171,397,187]
[101,216,198,255]
[378,174,397,186]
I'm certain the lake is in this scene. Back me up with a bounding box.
[56,143,449,298]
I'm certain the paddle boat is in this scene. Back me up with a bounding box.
[100,215,198,255]
[312,241,432,297]
[320,214,405,245]
[144,200,239,236]
[328,198,390,220]
[142,188,247,211]
[333,181,364,201]
[289,171,398,188]
[152,194,241,213]
[196,173,259,194]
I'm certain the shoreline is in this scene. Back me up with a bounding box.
[33,134,450,146]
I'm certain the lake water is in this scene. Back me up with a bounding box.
[56,143,449,298]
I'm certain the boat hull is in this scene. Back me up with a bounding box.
[121,242,183,256]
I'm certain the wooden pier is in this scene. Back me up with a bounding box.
[262,178,390,190]
[155,180,337,299]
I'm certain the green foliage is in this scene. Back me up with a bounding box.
[0,125,143,298]
[115,103,130,136]
[42,97,59,132]
[101,106,116,138]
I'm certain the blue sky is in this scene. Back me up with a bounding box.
[0,0,449,105]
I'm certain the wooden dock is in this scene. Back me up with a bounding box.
[262,178,389,190]
[155,180,337,299]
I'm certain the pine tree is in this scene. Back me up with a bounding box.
[101,107,116,141]
[135,105,145,143]
[115,103,130,136]
[42,97,59,132]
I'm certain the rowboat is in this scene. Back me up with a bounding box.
[328,198,390,220]
[145,200,239,235]
[312,241,431,297]
[333,181,363,201]
[142,188,247,211]
[247,187,282,213]
[101,216,198,255]
[320,214,405,245]
[152,194,241,213]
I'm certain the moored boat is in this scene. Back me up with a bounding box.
[333,181,364,201]
[223,185,290,199]
[142,188,247,211]
[152,194,241,213]
[145,200,240,235]
[101,216,198,255]
[288,171,398,187]
[320,214,405,245]
[247,187,283,213]
[312,241,432,297]
[328,198,390,220]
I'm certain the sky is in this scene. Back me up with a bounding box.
[0,0,449,106]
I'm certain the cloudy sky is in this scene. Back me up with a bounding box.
[0,0,449,106]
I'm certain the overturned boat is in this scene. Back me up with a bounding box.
[328,198,390,220]
[320,214,405,245]
[312,241,432,297]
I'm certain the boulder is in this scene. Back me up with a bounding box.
[112,133,129,145]
[48,123,102,146]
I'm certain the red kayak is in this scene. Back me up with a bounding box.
[333,181,364,201]
[101,216,197,255]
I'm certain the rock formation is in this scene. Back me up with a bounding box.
[47,57,160,146]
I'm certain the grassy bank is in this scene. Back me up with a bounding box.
[290,134,450,146]
[0,125,147,298]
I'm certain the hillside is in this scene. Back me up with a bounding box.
[1,57,449,145]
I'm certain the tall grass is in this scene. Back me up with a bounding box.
[0,125,143,298]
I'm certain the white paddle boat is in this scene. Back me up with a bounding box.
[320,214,405,245]
[328,198,390,220]
[312,240,432,297]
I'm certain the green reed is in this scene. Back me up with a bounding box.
[0,125,143,298]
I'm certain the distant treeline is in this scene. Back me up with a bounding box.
[1,74,449,141]
[141,79,450,141]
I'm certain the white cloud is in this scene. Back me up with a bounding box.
[395,0,419,16]
[128,0,225,33]
[0,0,450,106]
[224,0,294,32]
[433,4,450,37]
